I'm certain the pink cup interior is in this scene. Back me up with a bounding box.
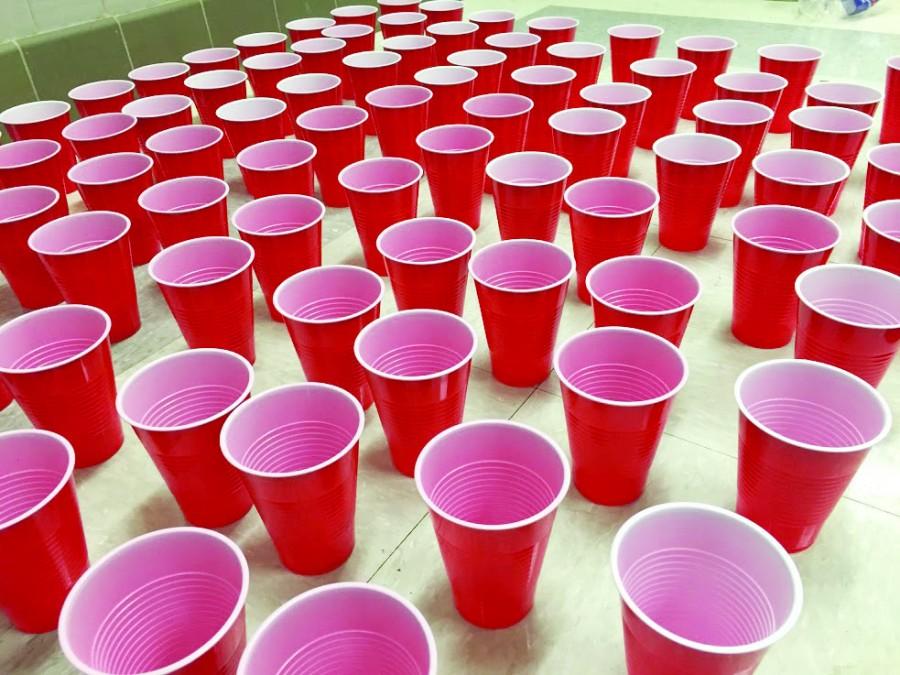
[59,529,246,674]
[422,0,464,11]
[29,211,130,256]
[274,265,383,322]
[234,31,286,48]
[278,73,342,96]
[486,151,572,185]
[653,133,740,164]
[291,38,345,56]
[417,421,567,526]
[608,23,663,39]
[868,143,900,174]
[715,71,787,93]
[150,236,251,286]
[806,82,882,106]
[63,113,136,142]
[129,62,189,82]
[222,384,362,474]
[512,64,575,86]
[123,95,192,118]
[233,194,324,235]
[470,239,572,291]
[217,97,285,122]
[286,18,335,32]
[378,12,427,27]
[417,124,492,152]
[243,52,301,71]
[146,124,223,154]
[0,430,73,527]
[323,24,374,40]
[427,20,478,36]
[382,35,436,52]
[184,69,247,91]
[470,10,515,24]
[676,35,736,52]
[118,349,252,429]
[415,66,477,86]
[463,93,533,118]
[737,358,889,449]
[550,107,625,135]
[239,584,434,674]
[355,310,474,378]
[614,504,799,649]
[758,44,822,62]
[555,327,686,404]
[630,58,696,78]
[693,99,773,125]
[447,49,506,68]
[298,105,368,131]
[565,177,658,216]
[0,100,70,126]
[546,41,606,59]
[796,264,900,330]
[587,256,700,314]
[183,47,240,65]
[0,139,60,169]
[69,79,134,101]
[0,184,59,222]
[68,152,153,184]
[790,105,872,133]
[366,85,433,109]
[864,199,900,240]
[236,139,316,172]
[340,157,422,192]
[732,204,839,253]
[580,82,651,106]
[139,176,228,213]
[0,304,109,372]
[528,16,578,30]
[333,5,377,18]
[753,149,848,184]
[485,32,541,49]
[378,217,474,264]
[344,51,401,69]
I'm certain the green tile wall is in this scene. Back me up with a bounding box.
[277,0,340,25]
[118,0,210,68]
[0,1,38,42]
[202,0,280,46]
[0,42,38,135]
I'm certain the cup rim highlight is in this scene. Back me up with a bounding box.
[145,124,224,155]
[232,193,324,237]
[526,15,579,30]
[235,139,317,173]
[563,177,659,219]
[68,79,135,102]
[183,69,248,91]
[242,52,302,71]
[0,184,61,223]
[795,263,900,331]
[138,176,230,215]
[692,98,773,126]
[297,105,369,132]
[805,81,883,107]
[447,49,508,68]
[376,216,476,267]
[277,73,343,96]
[233,31,287,49]
[148,235,254,289]
[788,105,873,135]
[343,50,402,69]
[469,238,574,294]
[546,41,607,59]
[183,46,240,65]
[675,34,738,52]
[469,9,515,23]
[122,95,193,119]
[549,107,626,136]
[0,138,61,169]
[67,151,154,186]
[714,71,788,93]
[378,11,427,27]
[128,62,190,82]
[382,35,437,52]
[414,65,478,86]
[216,97,287,123]
[273,264,385,325]
[485,150,573,187]
[289,37,346,55]
[285,17,335,31]
[0,100,71,126]
[463,92,534,118]
[757,43,824,62]
[510,64,577,87]
[630,57,697,78]
[416,123,494,154]
[867,143,900,176]
[752,148,850,187]
[579,82,652,106]
[62,113,138,143]
[606,23,664,39]
[28,210,131,257]
[365,84,434,109]
[338,156,424,194]
[484,31,541,49]
[863,198,900,243]
[731,204,840,255]
[586,255,702,317]
[652,132,742,167]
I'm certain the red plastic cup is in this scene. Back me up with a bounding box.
[233,194,323,321]
[0,101,76,191]
[549,107,625,185]
[67,79,135,117]
[730,204,839,349]
[484,32,541,93]
[379,11,428,39]
[139,176,229,247]
[487,151,572,241]
[59,527,249,674]
[789,105,872,170]
[332,4,377,28]
[463,93,533,175]
[183,46,241,74]
[415,419,570,628]
[735,359,891,552]
[861,199,900,276]
[805,81,881,116]
[556,327,687,504]
[0,382,10,411]
[239,582,436,674]
[242,52,302,135]
[654,132,741,251]
[236,138,316,199]
[128,61,190,97]
[546,41,605,96]
[377,217,475,314]
[714,71,788,112]
[607,24,664,83]
[866,144,900,209]
[471,239,573,386]
[277,73,343,121]
[339,157,423,274]
[427,21,478,65]
[61,112,140,161]
[526,16,578,65]
[383,35,438,84]
[366,84,433,161]
[758,43,823,133]
[579,83,652,177]
[0,185,66,308]
[631,58,697,149]
[586,256,700,346]
[612,503,802,674]
[274,265,384,409]
[469,10,515,48]
[286,17,335,43]
[297,105,368,207]
[881,56,900,143]
[379,0,421,13]
[28,211,140,343]
[447,49,506,95]
[221,383,362,574]
[184,69,248,158]
[216,97,287,154]
[421,0,463,26]
[753,148,850,216]
[694,99,774,207]
[233,31,287,62]
[149,237,256,362]
[0,430,87,634]
[0,139,66,195]
[145,123,225,181]
[414,65,477,126]
[676,35,737,120]
[69,153,160,265]
[0,304,122,467]
[795,264,900,388]
[564,177,659,303]
[322,25,377,97]
[121,95,193,149]
[512,64,575,151]
[416,124,493,230]
[355,309,476,475]
[343,51,401,134]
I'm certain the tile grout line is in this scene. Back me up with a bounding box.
[112,15,135,71]
[197,0,215,47]
[11,39,40,101]
[271,0,281,29]
[366,511,428,582]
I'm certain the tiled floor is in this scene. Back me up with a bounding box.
[1,1,899,673]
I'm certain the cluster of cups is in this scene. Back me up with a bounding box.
[0,3,899,675]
